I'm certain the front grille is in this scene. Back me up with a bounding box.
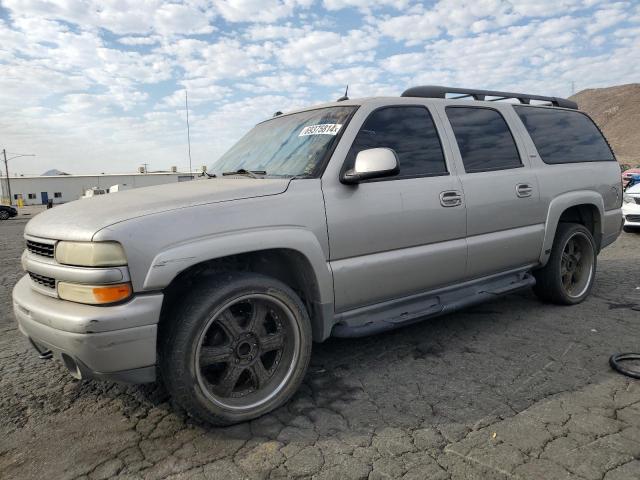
[626,214,640,222]
[28,272,56,290]
[26,240,55,258]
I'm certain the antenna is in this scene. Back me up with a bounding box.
[185,89,193,175]
[337,85,349,102]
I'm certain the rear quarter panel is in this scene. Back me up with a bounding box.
[509,108,622,263]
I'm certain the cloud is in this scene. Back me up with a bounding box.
[117,35,162,46]
[375,0,521,45]
[244,24,308,41]
[165,37,274,81]
[0,0,638,174]
[212,0,313,23]
[2,0,217,36]
[322,0,409,11]
[381,11,640,96]
[277,28,379,73]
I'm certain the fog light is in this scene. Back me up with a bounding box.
[58,282,132,305]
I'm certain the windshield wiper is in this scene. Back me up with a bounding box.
[221,169,266,179]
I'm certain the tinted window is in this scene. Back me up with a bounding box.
[345,106,447,178]
[514,106,614,164]
[446,107,522,173]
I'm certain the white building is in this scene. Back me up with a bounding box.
[1,171,196,206]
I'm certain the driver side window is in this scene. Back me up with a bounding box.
[344,106,448,180]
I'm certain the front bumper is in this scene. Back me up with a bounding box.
[622,202,640,227]
[12,275,163,383]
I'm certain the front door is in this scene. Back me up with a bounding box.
[322,104,467,312]
[40,192,49,205]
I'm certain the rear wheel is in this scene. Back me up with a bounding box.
[533,223,597,305]
[159,272,312,425]
[0,210,9,220]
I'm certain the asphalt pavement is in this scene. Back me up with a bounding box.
[1,215,639,480]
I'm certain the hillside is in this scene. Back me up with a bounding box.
[570,83,640,165]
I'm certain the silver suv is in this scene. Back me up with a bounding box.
[13,86,623,425]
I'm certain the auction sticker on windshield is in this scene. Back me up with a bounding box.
[299,124,343,136]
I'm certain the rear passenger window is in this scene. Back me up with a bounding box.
[514,106,615,164]
[446,107,522,173]
[345,106,447,179]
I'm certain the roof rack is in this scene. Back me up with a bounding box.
[401,85,578,110]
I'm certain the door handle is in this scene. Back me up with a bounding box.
[516,183,533,198]
[440,190,463,207]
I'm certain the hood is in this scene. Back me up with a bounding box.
[25,178,290,241]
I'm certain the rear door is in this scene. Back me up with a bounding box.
[438,105,546,278]
[322,103,467,312]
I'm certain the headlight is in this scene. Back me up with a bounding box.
[58,282,132,304]
[623,194,634,204]
[55,241,127,267]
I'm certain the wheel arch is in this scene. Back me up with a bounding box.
[149,229,335,341]
[540,192,604,266]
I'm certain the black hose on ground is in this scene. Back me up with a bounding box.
[609,353,640,379]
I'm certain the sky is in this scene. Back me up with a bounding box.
[0,0,639,175]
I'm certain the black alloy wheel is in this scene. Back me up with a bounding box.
[194,294,299,410]
[533,223,597,305]
[159,272,312,425]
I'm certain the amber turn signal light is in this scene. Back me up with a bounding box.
[57,282,132,305]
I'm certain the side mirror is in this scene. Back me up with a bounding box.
[341,148,400,184]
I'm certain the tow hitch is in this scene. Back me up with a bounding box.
[29,338,53,360]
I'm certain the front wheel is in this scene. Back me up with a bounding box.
[159,272,312,425]
[0,210,9,220]
[533,223,597,305]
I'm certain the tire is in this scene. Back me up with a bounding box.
[533,223,597,305]
[623,225,639,234]
[0,211,9,220]
[159,272,312,426]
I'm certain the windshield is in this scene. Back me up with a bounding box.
[209,106,356,178]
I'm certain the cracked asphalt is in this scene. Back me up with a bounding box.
[1,213,640,480]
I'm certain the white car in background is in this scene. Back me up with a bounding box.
[623,183,640,231]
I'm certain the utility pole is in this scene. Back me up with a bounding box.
[185,89,193,176]
[2,149,10,205]
[2,150,36,205]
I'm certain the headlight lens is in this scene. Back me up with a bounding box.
[58,282,132,304]
[55,241,127,267]
[623,194,634,204]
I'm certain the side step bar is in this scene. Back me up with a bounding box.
[331,269,536,338]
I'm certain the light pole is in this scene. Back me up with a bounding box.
[2,149,36,205]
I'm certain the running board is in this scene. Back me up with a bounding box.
[331,269,535,338]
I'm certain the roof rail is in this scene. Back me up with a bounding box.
[401,85,578,110]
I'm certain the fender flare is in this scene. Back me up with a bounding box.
[144,227,332,298]
[143,227,335,340]
[539,191,604,265]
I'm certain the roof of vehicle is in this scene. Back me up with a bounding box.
[273,85,579,121]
